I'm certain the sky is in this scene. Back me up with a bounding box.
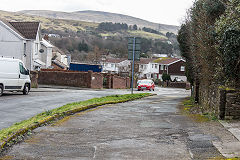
[0,0,194,26]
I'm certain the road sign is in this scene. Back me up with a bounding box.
[128,51,140,60]
[128,37,141,61]
[128,43,141,51]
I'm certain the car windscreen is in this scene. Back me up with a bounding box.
[139,81,152,84]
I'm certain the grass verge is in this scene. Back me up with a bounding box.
[180,97,217,123]
[0,93,152,151]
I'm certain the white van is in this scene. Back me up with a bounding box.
[0,57,31,96]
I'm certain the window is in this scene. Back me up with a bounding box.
[181,66,185,72]
[35,43,38,55]
[19,63,29,75]
[111,64,114,68]
[155,64,158,69]
[144,65,147,69]
[160,65,164,70]
[140,65,143,69]
[24,43,26,57]
[152,64,154,68]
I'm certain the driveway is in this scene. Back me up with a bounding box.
[0,87,189,130]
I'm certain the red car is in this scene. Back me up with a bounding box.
[137,79,155,91]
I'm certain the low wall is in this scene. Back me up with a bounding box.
[30,71,38,88]
[38,70,103,89]
[161,82,190,89]
[112,76,127,89]
[220,89,240,119]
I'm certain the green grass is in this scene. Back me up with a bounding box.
[128,30,167,40]
[0,93,151,143]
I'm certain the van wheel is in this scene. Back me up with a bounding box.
[0,85,3,96]
[23,84,30,95]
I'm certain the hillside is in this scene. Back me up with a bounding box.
[18,10,179,34]
[0,10,181,60]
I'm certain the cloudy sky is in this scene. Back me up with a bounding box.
[0,0,194,25]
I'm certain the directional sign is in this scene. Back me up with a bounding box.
[128,43,141,51]
[128,37,141,61]
[128,51,140,60]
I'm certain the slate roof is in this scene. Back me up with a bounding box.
[0,19,25,38]
[104,58,127,63]
[138,58,157,64]
[9,22,40,39]
[157,58,184,65]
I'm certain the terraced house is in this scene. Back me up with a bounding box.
[0,19,52,70]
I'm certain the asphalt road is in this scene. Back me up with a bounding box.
[1,89,225,159]
[0,87,189,130]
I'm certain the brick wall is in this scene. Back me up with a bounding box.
[38,70,103,89]
[91,72,103,89]
[112,76,128,89]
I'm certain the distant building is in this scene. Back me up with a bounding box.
[101,58,130,74]
[157,58,187,81]
[137,58,159,79]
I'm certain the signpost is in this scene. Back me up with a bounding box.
[128,37,141,94]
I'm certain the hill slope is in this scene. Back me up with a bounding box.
[18,10,179,33]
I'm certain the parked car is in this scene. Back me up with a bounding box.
[137,79,155,91]
[0,57,31,96]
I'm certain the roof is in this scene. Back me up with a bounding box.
[154,58,185,65]
[138,58,157,64]
[103,58,127,63]
[0,19,25,39]
[41,39,53,48]
[9,22,40,39]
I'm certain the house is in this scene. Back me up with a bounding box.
[157,58,187,81]
[51,46,70,70]
[137,58,159,79]
[101,58,130,74]
[0,19,47,70]
[40,38,53,69]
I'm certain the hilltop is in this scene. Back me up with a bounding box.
[18,10,179,34]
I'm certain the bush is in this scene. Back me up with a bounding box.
[162,73,171,82]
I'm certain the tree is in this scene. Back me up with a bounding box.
[133,24,138,30]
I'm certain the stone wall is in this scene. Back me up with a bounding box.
[222,89,240,119]
[30,71,38,88]
[195,82,240,120]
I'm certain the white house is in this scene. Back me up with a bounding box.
[51,46,69,69]
[101,58,130,74]
[40,38,53,68]
[0,19,47,70]
[138,58,159,79]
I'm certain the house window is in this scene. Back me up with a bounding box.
[140,65,143,69]
[111,64,114,68]
[155,64,157,69]
[24,43,26,57]
[152,64,154,68]
[181,66,185,71]
[35,43,38,55]
[160,65,164,70]
[144,65,147,69]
